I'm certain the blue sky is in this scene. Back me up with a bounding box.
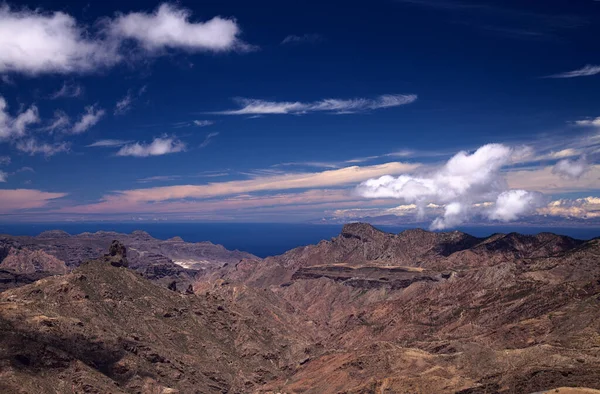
[0,0,599,227]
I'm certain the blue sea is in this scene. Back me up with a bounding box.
[0,222,599,258]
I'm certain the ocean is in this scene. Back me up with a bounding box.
[0,222,599,258]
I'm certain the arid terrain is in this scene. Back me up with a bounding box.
[1,223,599,393]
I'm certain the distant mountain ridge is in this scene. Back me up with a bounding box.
[0,230,257,291]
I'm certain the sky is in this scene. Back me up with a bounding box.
[0,0,599,228]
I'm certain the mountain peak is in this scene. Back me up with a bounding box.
[341,222,386,240]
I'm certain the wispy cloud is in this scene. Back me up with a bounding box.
[15,139,70,157]
[1,75,14,85]
[43,111,70,133]
[0,96,39,141]
[212,94,417,115]
[69,162,418,214]
[0,156,10,165]
[544,65,600,79]
[50,81,82,99]
[281,34,322,45]
[116,136,186,157]
[86,139,131,148]
[0,189,67,212]
[71,105,105,134]
[114,86,147,115]
[137,175,183,183]
[574,116,600,127]
[398,0,585,41]
[200,132,219,148]
[114,93,133,115]
[193,120,214,127]
[0,170,6,182]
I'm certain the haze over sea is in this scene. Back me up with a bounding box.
[0,223,598,258]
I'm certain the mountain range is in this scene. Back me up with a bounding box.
[1,224,599,393]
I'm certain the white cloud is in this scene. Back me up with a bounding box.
[86,139,130,148]
[488,189,544,222]
[71,105,105,134]
[430,202,467,230]
[552,157,590,179]
[0,4,246,76]
[281,34,322,45]
[116,136,186,157]
[0,96,39,140]
[357,143,543,229]
[538,196,600,219]
[0,5,119,75]
[114,92,133,115]
[50,81,82,99]
[200,132,219,148]
[545,64,600,79]
[193,120,214,127]
[0,156,10,165]
[0,170,6,182]
[15,139,69,157]
[43,111,70,133]
[213,94,417,115]
[108,3,245,52]
[574,117,600,127]
[115,86,147,115]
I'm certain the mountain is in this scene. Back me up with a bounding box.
[1,224,600,393]
[0,230,257,290]
[0,243,314,393]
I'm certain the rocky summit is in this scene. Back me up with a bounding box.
[1,224,600,393]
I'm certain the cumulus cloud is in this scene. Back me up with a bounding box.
[357,144,544,229]
[545,64,600,79]
[50,81,82,99]
[488,189,544,222]
[15,139,69,157]
[108,3,245,52]
[212,94,417,115]
[0,5,119,75]
[200,132,219,148]
[552,157,590,179]
[0,4,246,75]
[86,139,130,148]
[71,105,105,134]
[0,170,6,182]
[281,34,322,45]
[0,96,39,140]
[116,136,186,157]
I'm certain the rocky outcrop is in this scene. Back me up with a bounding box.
[101,240,128,267]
